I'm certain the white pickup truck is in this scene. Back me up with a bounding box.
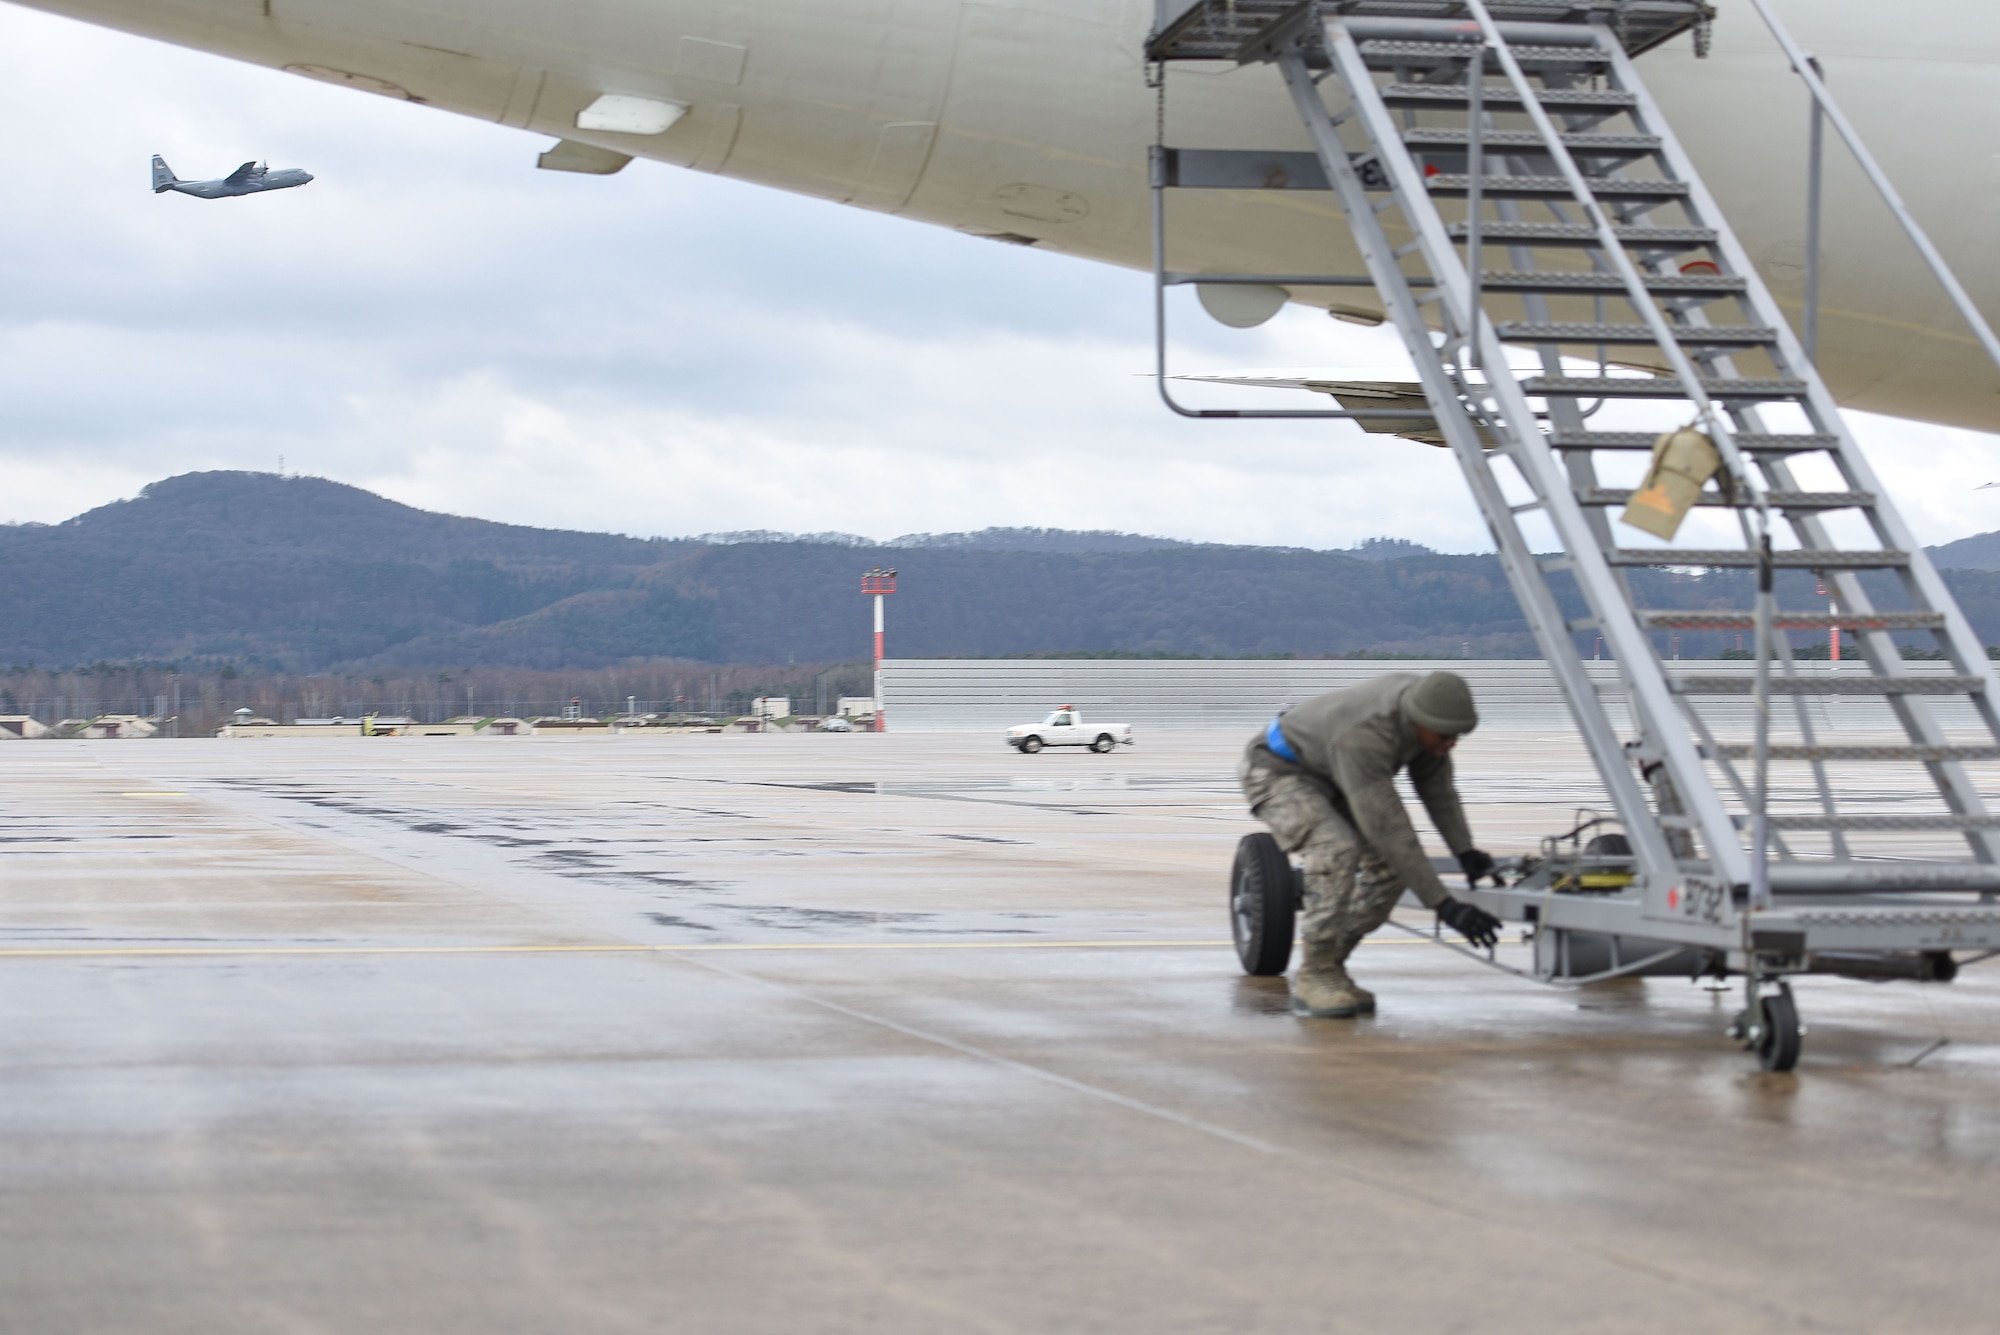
[1005,707,1135,754]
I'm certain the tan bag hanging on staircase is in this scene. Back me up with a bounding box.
[1620,427,1721,540]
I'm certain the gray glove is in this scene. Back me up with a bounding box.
[1437,898,1502,950]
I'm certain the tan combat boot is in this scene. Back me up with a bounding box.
[1289,944,1377,1018]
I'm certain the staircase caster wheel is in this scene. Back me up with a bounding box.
[1230,833,1297,977]
[1756,983,1802,1073]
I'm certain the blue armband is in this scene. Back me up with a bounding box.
[1263,715,1300,764]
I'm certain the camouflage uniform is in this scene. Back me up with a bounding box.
[1236,759,1411,962]
[1238,673,1475,1012]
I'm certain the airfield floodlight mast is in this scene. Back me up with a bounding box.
[861,568,898,732]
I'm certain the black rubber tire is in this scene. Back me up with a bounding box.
[1757,985,1802,1072]
[1020,736,1043,754]
[1090,734,1115,753]
[1231,832,1297,977]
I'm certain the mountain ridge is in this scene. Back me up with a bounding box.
[5,471,1998,669]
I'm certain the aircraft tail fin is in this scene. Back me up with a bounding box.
[151,155,177,192]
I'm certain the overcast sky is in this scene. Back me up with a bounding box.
[5,4,2000,552]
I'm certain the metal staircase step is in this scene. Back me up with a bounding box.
[1353,3,1709,57]
[1582,488,1871,510]
[1149,1,1704,64]
[1758,814,2000,831]
[1610,549,1909,569]
[1768,489,1874,508]
[1637,610,1946,631]
[1548,431,1838,452]
[1448,220,1717,249]
[1382,83,1638,111]
[1359,40,1611,69]
[1496,322,1776,346]
[1478,270,1745,295]
[1673,675,1980,696]
[1788,904,2000,925]
[1522,374,1809,399]
[1146,0,1307,62]
[1403,129,1660,154]
[1424,174,1688,203]
[1426,174,1689,201]
[1714,744,2000,762]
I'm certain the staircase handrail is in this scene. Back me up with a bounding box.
[1748,0,2000,376]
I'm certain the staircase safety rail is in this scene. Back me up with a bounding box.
[1745,0,2000,376]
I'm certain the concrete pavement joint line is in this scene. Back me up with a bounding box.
[0,941,1236,959]
[0,937,1525,960]
[684,955,1849,1334]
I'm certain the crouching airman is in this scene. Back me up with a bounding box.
[1239,670,1504,1017]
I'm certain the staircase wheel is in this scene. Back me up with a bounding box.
[1757,984,1802,1072]
[1230,832,1297,977]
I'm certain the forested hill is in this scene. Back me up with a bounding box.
[5,471,2000,670]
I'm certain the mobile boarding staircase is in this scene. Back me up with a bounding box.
[1152,0,2000,1069]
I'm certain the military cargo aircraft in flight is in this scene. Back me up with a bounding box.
[151,154,313,199]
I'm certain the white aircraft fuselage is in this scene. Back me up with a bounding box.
[20,0,2000,431]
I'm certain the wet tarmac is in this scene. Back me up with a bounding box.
[4,731,1998,1333]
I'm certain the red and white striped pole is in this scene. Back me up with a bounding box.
[862,568,897,732]
[873,591,886,732]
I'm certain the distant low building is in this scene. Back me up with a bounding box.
[220,721,362,738]
[393,721,481,737]
[836,696,878,719]
[0,716,51,739]
[219,715,480,738]
[80,715,158,739]
[346,717,479,736]
[531,717,611,733]
[751,696,791,721]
